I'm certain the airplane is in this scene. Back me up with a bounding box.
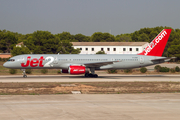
[3,29,173,78]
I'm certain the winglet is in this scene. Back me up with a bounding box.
[138,29,172,56]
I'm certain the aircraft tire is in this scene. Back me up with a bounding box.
[85,73,89,77]
[94,74,98,78]
[23,75,27,78]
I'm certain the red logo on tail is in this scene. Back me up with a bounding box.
[138,29,172,56]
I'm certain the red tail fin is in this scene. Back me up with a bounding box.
[138,29,172,56]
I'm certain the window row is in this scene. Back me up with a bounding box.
[79,48,139,51]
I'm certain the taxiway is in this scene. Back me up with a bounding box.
[0,94,180,120]
[0,74,180,82]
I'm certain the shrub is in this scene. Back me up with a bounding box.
[9,69,17,74]
[159,67,170,72]
[175,66,180,72]
[107,69,117,74]
[2,58,6,62]
[0,57,2,61]
[57,70,61,74]
[124,69,132,73]
[170,68,175,73]
[154,65,161,72]
[140,67,147,73]
[26,69,32,74]
[41,69,48,74]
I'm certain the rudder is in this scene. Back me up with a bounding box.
[138,29,172,56]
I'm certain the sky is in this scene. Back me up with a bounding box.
[0,0,180,36]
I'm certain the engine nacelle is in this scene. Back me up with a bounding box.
[69,65,89,74]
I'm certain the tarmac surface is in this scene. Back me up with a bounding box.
[0,93,180,120]
[0,74,180,82]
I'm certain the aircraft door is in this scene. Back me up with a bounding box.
[139,56,144,64]
[20,57,25,63]
[53,57,58,64]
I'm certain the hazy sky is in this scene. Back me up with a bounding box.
[0,0,180,36]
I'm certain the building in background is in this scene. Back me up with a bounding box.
[0,53,11,58]
[72,42,149,54]
[16,42,25,47]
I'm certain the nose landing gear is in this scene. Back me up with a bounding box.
[21,69,27,78]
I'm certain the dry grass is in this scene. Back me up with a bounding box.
[0,82,180,95]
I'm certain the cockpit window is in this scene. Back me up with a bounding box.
[8,59,15,62]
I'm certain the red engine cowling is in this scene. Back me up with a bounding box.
[69,66,89,74]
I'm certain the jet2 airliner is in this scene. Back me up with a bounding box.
[3,29,173,78]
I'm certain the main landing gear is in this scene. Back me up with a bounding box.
[85,73,98,78]
[84,68,98,78]
[21,69,27,78]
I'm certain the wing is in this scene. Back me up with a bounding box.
[83,61,118,67]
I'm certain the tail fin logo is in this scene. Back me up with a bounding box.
[138,29,172,56]
[145,30,167,55]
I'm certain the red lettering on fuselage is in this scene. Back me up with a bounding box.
[21,56,45,67]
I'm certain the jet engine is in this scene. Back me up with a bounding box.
[61,66,89,74]
[69,65,89,74]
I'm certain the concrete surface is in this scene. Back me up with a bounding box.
[0,94,180,120]
[0,74,180,82]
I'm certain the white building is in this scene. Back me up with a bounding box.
[72,42,149,54]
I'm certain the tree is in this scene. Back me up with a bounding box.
[56,32,74,41]
[0,30,18,53]
[11,46,31,56]
[57,40,80,54]
[168,45,180,59]
[138,33,149,42]
[116,34,132,42]
[91,32,115,42]
[74,34,91,42]
[96,51,105,54]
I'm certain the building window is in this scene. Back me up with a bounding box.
[123,48,126,51]
[86,48,88,51]
[107,48,110,51]
[129,48,132,51]
[80,48,82,50]
[136,48,139,51]
[92,48,94,51]
[113,48,116,51]
[101,48,104,51]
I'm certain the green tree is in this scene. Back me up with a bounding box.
[74,34,91,42]
[57,40,80,54]
[56,32,74,41]
[91,32,115,42]
[11,46,31,56]
[168,45,180,59]
[116,34,132,42]
[96,51,106,54]
[138,33,149,42]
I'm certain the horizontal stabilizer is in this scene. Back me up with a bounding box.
[151,57,176,62]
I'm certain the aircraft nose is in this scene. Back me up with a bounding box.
[3,62,8,68]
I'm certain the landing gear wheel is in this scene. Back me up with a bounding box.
[23,75,27,78]
[21,69,27,78]
[84,73,98,78]
[94,74,98,78]
[85,73,89,77]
